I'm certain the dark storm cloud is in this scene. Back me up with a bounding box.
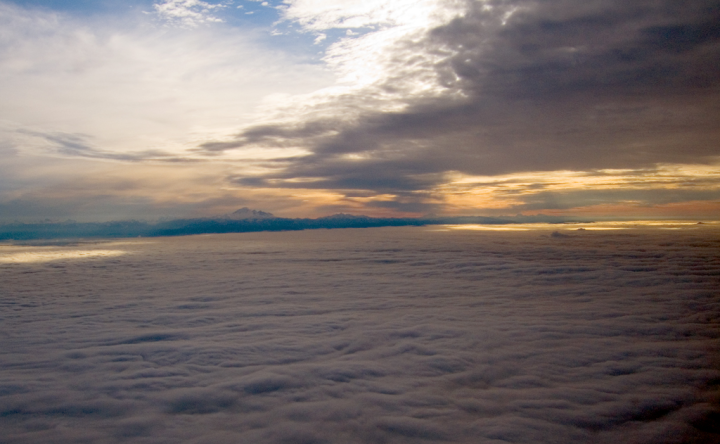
[204,0,720,198]
[1,227,719,443]
[440,0,720,98]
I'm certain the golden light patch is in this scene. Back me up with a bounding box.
[441,224,532,231]
[433,164,720,218]
[0,249,128,264]
[440,221,718,232]
[528,201,720,219]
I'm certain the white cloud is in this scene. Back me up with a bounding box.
[153,0,226,27]
[219,0,467,139]
[280,0,463,31]
[280,0,465,96]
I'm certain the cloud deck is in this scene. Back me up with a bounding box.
[1,225,719,443]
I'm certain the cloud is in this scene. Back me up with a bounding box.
[199,0,720,207]
[0,226,719,442]
[16,129,184,162]
[280,0,463,30]
[153,0,227,27]
[429,165,720,216]
[508,188,720,211]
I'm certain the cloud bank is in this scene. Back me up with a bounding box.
[210,0,720,173]
[1,226,719,443]
[199,0,720,215]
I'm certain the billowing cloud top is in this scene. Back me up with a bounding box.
[0,0,719,221]
[2,226,720,442]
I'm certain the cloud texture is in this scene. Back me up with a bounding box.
[210,0,720,189]
[1,225,719,443]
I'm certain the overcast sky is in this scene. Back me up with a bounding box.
[1,0,719,221]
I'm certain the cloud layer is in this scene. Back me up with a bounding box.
[1,225,719,443]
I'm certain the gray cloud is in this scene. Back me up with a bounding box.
[205,0,720,202]
[1,226,719,443]
[18,130,192,163]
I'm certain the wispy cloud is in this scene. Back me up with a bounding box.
[16,129,184,162]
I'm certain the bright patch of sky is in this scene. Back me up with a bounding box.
[0,0,458,163]
[4,1,298,38]
[0,0,332,161]
[5,0,416,51]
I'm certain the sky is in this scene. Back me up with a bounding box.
[0,0,719,221]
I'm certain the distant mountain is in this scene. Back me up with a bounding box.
[0,210,589,241]
[317,213,372,220]
[223,207,276,220]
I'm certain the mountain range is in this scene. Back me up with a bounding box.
[0,209,584,241]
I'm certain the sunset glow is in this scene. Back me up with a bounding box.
[0,0,718,221]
